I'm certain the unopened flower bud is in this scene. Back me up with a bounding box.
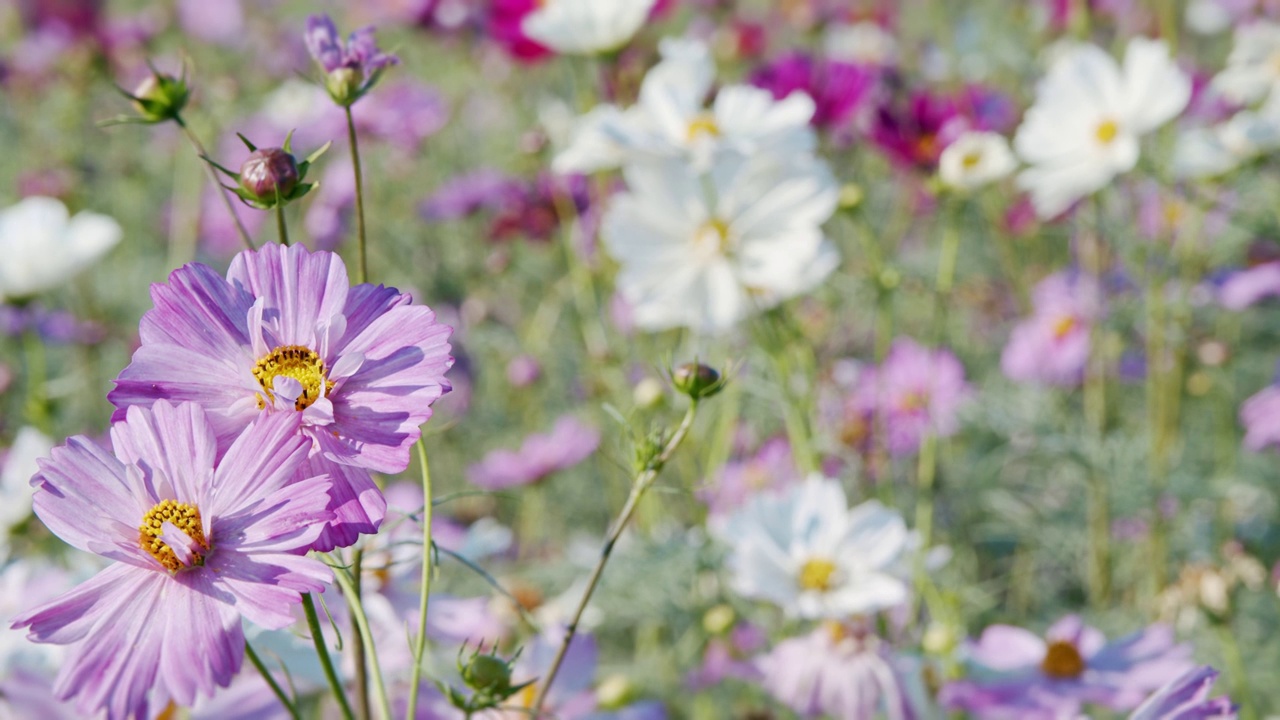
[128,72,189,123]
[632,377,665,409]
[239,148,300,202]
[838,183,864,210]
[596,674,635,710]
[672,363,723,400]
[702,604,736,635]
[461,654,512,695]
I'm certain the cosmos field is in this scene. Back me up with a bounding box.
[1,0,1280,718]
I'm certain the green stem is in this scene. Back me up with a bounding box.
[302,593,356,720]
[332,567,393,720]
[530,401,701,717]
[276,206,290,246]
[405,439,434,720]
[246,641,301,720]
[175,114,253,250]
[345,106,368,284]
[1081,201,1110,607]
[350,550,370,720]
[22,329,51,435]
[1217,622,1257,720]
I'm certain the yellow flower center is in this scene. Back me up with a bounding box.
[897,390,929,412]
[1052,315,1077,340]
[139,500,209,572]
[1040,639,1086,679]
[686,113,721,141]
[960,151,983,170]
[798,557,839,592]
[692,218,732,261]
[1095,119,1119,145]
[253,345,334,410]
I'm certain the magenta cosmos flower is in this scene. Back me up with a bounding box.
[11,401,333,720]
[108,244,452,550]
[1001,271,1102,387]
[940,615,1194,719]
[467,415,600,490]
[854,337,972,457]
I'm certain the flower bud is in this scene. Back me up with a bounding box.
[702,604,736,635]
[129,72,189,123]
[596,674,635,710]
[672,362,724,400]
[632,377,666,409]
[326,67,362,107]
[461,654,513,695]
[239,148,300,202]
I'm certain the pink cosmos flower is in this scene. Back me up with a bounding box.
[468,415,600,490]
[756,622,917,720]
[1218,261,1280,310]
[11,401,333,720]
[854,338,972,457]
[1240,383,1280,451]
[1001,272,1102,387]
[941,615,1194,718]
[697,437,801,517]
[108,244,453,551]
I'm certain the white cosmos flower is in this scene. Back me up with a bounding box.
[938,131,1017,190]
[553,38,817,174]
[1213,21,1280,105]
[713,475,913,619]
[1173,103,1280,178]
[0,427,53,558]
[822,21,898,65]
[1014,37,1191,219]
[522,0,656,56]
[0,196,122,302]
[602,151,838,334]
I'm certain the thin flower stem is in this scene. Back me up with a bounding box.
[174,115,254,250]
[332,567,393,720]
[345,106,368,284]
[351,549,371,720]
[1217,622,1257,720]
[303,592,356,720]
[530,401,701,717]
[1081,199,1110,607]
[276,206,290,246]
[245,641,301,720]
[405,438,434,720]
[21,329,51,435]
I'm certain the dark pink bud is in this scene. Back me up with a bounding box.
[239,148,299,201]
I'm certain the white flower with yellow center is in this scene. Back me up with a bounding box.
[938,131,1017,190]
[1014,38,1190,219]
[602,151,838,334]
[522,0,656,56]
[0,196,122,302]
[553,38,817,174]
[1173,103,1280,179]
[712,475,913,619]
[1214,21,1280,105]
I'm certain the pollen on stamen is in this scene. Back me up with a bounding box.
[252,345,334,411]
[798,557,839,592]
[686,113,721,141]
[1095,119,1119,145]
[139,499,209,572]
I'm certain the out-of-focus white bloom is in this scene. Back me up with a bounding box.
[522,0,656,56]
[554,38,816,174]
[938,131,1017,190]
[1173,104,1280,178]
[713,475,914,619]
[822,21,898,65]
[602,152,838,334]
[0,197,122,302]
[0,427,53,554]
[1186,0,1235,35]
[1214,21,1280,105]
[1014,38,1191,219]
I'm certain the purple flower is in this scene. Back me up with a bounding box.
[305,14,398,75]
[1128,666,1235,720]
[108,244,453,550]
[11,401,333,719]
[468,415,600,490]
[1218,261,1280,310]
[941,615,1194,718]
[419,169,526,221]
[305,14,398,106]
[1240,383,1280,452]
[698,437,801,516]
[756,622,917,720]
[506,354,542,388]
[687,623,765,690]
[750,52,881,132]
[1001,272,1102,387]
[350,79,450,149]
[853,338,972,457]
